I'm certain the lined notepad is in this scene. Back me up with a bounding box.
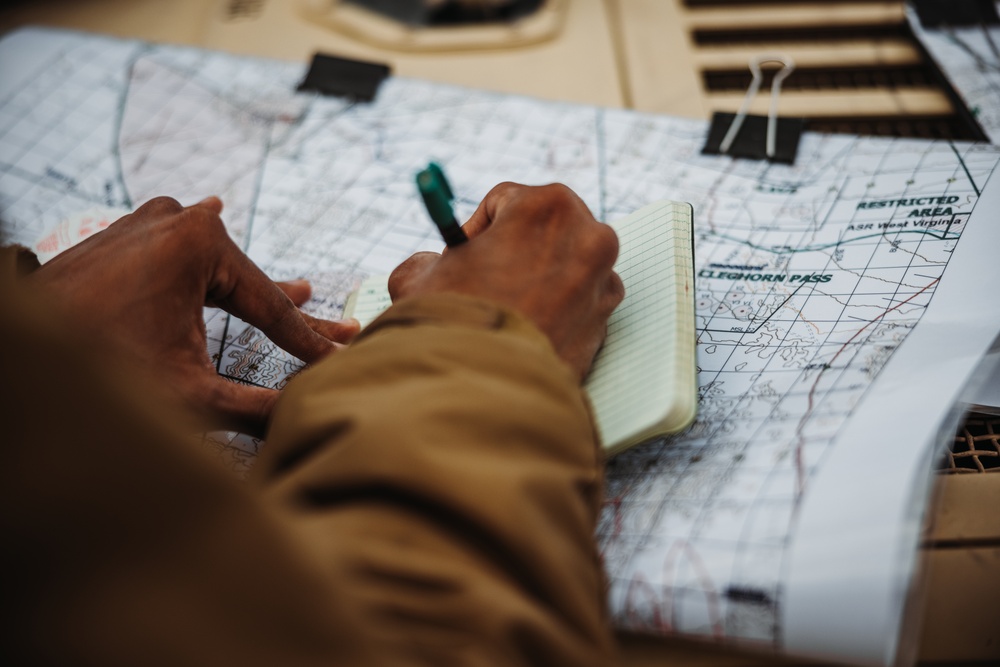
[345,200,698,455]
[588,200,697,454]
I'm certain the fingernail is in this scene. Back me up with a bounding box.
[288,279,310,288]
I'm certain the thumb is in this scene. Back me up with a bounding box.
[388,251,440,301]
[197,376,281,437]
[301,311,361,346]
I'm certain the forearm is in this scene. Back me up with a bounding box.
[254,293,616,666]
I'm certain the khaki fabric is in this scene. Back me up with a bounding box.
[0,247,617,666]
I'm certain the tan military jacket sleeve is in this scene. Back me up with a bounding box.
[0,248,617,667]
[256,293,616,666]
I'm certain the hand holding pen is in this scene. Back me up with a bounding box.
[393,176,623,380]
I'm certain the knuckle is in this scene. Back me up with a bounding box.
[388,252,435,299]
[131,196,231,251]
[540,182,574,200]
[609,271,626,304]
[588,223,620,268]
[489,181,522,198]
[486,181,524,210]
[534,184,592,229]
[535,183,579,211]
[387,265,408,300]
[179,203,227,239]
[138,196,184,217]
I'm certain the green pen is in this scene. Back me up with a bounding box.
[416,162,468,247]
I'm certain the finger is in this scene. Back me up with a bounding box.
[200,376,280,438]
[209,240,341,364]
[276,279,312,307]
[607,270,626,306]
[301,310,361,344]
[274,280,359,344]
[388,251,440,300]
[602,270,626,316]
[461,198,493,239]
[214,274,357,346]
[575,321,611,383]
[461,181,524,238]
[576,273,625,380]
[192,196,224,215]
[591,220,621,272]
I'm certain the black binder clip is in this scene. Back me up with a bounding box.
[702,54,804,164]
[297,52,391,102]
[912,0,1000,28]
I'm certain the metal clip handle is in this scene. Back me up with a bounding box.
[719,54,795,159]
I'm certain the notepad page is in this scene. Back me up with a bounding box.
[586,200,696,454]
[344,275,391,327]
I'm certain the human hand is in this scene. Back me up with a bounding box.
[28,196,360,436]
[389,183,624,381]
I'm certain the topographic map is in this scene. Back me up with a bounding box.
[3,27,1000,666]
